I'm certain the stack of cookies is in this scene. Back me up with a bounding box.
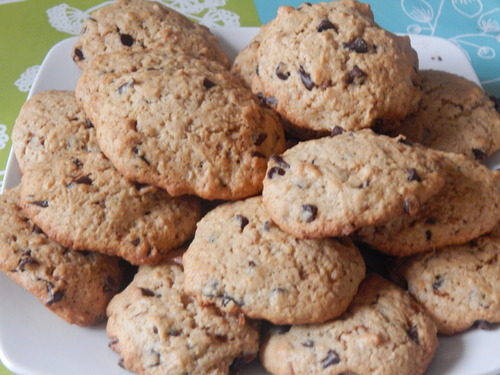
[1,0,499,374]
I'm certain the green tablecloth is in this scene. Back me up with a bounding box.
[1,0,499,374]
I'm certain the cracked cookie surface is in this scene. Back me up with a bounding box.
[260,274,438,375]
[182,196,366,325]
[394,226,500,335]
[19,152,200,265]
[262,130,445,238]
[251,0,421,137]
[0,187,124,326]
[356,151,500,256]
[72,0,229,69]
[390,70,500,161]
[76,48,285,200]
[106,251,260,375]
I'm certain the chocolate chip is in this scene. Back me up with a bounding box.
[265,96,278,106]
[103,275,118,293]
[32,200,49,208]
[16,250,39,272]
[73,48,84,62]
[425,230,432,240]
[407,325,419,344]
[267,166,286,179]
[32,224,44,234]
[298,65,315,90]
[234,214,249,230]
[321,350,341,368]
[297,2,312,9]
[221,294,243,307]
[140,288,155,297]
[117,79,135,94]
[255,65,260,76]
[46,282,64,305]
[346,65,367,84]
[472,148,487,161]
[133,182,150,190]
[432,275,444,290]
[85,119,94,128]
[271,154,290,169]
[74,175,93,185]
[343,37,368,53]
[398,138,413,146]
[301,204,318,223]
[203,78,216,89]
[302,340,314,347]
[275,63,290,80]
[120,33,134,46]
[168,330,181,336]
[251,151,266,158]
[489,95,500,114]
[317,19,337,33]
[407,168,421,182]
[248,260,257,267]
[474,319,494,330]
[263,221,271,231]
[131,238,141,246]
[72,158,83,168]
[331,126,344,137]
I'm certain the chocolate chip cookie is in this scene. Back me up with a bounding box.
[106,250,260,375]
[356,151,500,256]
[251,0,421,137]
[76,48,285,200]
[72,0,229,69]
[0,187,124,326]
[183,196,366,324]
[12,90,100,173]
[262,130,445,238]
[260,274,438,375]
[394,226,500,335]
[390,70,500,161]
[19,152,201,265]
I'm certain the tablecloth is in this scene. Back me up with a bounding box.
[0,0,499,374]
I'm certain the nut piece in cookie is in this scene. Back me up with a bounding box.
[260,274,438,375]
[0,188,124,326]
[106,250,260,375]
[183,196,366,324]
[262,130,445,238]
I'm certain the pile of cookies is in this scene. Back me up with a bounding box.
[1,0,499,374]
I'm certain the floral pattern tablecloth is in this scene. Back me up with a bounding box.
[0,0,499,374]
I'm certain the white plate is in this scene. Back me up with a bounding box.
[1,28,499,375]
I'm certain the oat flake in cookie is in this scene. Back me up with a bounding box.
[390,70,500,161]
[106,250,260,375]
[251,0,421,138]
[0,188,124,326]
[394,226,500,335]
[182,196,366,325]
[72,0,229,69]
[260,274,438,375]
[356,151,500,256]
[76,48,285,200]
[262,130,445,238]
[12,90,100,173]
[19,152,201,265]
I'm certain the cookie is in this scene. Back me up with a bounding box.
[394,227,500,335]
[251,0,421,137]
[183,196,366,325]
[356,151,500,256]
[72,0,229,69]
[12,90,100,173]
[76,48,285,200]
[19,152,201,265]
[0,187,124,326]
[106,250,260,375]
[260,274,438,375]
[262,130,445,238]
[390,70,500,161]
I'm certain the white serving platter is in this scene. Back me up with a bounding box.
[0,28,499,375]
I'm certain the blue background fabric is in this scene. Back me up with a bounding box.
[254,0,500,96]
